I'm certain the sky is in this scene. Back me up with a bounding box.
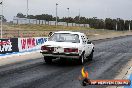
[1,0,132,21]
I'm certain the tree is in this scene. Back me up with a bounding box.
[35,14,54,21]
[124,20,130,30]
[105,18,115,30]
[0,15,7,22]
[15,13,131,31]
[27,15,35,19]
[74,16,80,23]
[16,13,26,18]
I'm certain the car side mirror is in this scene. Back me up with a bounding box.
[48,32,53,37]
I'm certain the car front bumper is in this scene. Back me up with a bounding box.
[40,52,80,59]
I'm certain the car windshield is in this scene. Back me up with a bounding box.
[49,33,80,43]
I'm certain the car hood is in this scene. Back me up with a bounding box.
[43,41,80,48]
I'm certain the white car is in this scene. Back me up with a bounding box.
[40,31,94,64]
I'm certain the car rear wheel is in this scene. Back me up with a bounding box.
[79,54,84,65]
[44,56,52,64]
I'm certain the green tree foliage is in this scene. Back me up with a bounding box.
[16,13,132,31]
[0,15,7,22]
[105,18,115,30]
[27,15,35,19]
[35,14,53,21]
[16,13,26,18]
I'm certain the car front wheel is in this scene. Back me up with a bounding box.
[79,54,84,65]
[88,50,93,61]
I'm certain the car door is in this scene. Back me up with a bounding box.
[81,35,90,58]
[82,36,90,57]
[81,35,87,57]
[86,37,93,56]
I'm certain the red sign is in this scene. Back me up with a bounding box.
[21,38,35,50]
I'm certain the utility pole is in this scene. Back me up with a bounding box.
[0,0,3,38]
[56,3,58,26]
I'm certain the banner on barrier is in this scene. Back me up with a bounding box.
[0,39,12,54]
[0,38,19,54]
[18,37,48,52]
[0,37,48,54]
[10,38,19,52]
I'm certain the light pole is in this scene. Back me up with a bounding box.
[67,8,69,26]
[78,9,80,21]
[56,3,58,26]
[0,0,3,38]
[27,0,29,18]
[78,9,80,27]
[67,8,69,18]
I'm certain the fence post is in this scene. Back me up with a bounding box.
[6,30,7,38]
[18,30,19,37]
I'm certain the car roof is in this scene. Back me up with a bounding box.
[54,31,84,35]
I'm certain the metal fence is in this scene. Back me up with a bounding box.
[13,17,90,28]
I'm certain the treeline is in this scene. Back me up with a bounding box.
[0,15,7,22]
[16,13,132,31]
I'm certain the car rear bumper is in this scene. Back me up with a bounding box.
[40,52,80,59]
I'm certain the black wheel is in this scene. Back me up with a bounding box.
[88,50,93,61]
[79,54,84,65]
[44,56,52,64]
